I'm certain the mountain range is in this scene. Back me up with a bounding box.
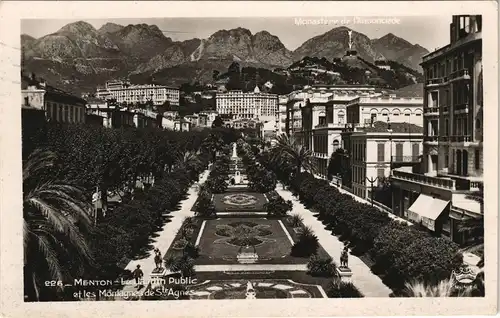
[21,21,429,94]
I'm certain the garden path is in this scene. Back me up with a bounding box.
[122,170,210,289]
[276,184,393,297]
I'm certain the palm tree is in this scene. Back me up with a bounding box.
[271,134,317,176]
[402,279,474,297]
[23,150,94,301]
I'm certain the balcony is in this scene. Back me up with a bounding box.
[426,77,448,86]
[449,135,472,143]
[392,169,456,190]
[314,122,343,129]
[449,68,471,81]
[442,106,449,113]
[313,152,329,159]
[454,103,469,112]
[391,155,420,163]
[424,107,439,115]
[424,136,439,143]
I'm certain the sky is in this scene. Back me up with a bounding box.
[21,16,451,52]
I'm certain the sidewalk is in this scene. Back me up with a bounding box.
[123,170,210,289]
[276,184,393,297]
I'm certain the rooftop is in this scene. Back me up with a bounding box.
[393,83,424,98]
[357,121,423,134]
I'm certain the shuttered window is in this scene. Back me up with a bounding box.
[412,143,420,159]
[377,143,385,162]
[395,143,404,161]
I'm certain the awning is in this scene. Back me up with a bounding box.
[407,194,450,231]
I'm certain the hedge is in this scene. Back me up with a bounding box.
[266,169,463,291]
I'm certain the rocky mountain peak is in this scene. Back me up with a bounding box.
[98,22,124,34]
[57,21,97,35]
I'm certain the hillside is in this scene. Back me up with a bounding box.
[22,22,427,95]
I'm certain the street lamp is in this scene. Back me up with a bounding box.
[366,176,378,206]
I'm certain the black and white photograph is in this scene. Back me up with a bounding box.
[0,1,497,317]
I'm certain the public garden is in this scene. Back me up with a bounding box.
[22,121,484,301]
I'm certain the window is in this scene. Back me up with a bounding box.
[430,91,439,107]
[377,143,385,162]
[24,96,29,106]
[412,143,420,159]
[475,150,480,170]
[395,143,404,161]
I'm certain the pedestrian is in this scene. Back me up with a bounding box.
[132,265,143,288]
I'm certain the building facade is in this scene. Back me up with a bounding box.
[291,85,384,177]
[346,96,423,128]
[276,95,288,136]
[342,121,423,199]
[96,80,180,106]
[216,86,278,122]
[22,74,87,124]
[198,110,218,128]
[390,15,483,245]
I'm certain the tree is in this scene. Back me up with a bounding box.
[212,116,223,128]
[212,70,220,81]
[307,255,336,277]
[23,150,93,301]
[291,225,319,257]
[265,196,292,217]
[165,254,195,277]
[326,278,364,298]
[271,134,317,177]
[327,148,347,180]
[402,279,474,297]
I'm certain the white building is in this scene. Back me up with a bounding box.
[346,96,424,128]
[276,95,288,136]
[22,74,87,124]
[216,86,278,122]
[96,80,180,106]
[198,110,218,128]
[342,121,423,199]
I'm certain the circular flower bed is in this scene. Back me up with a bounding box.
[222,194,259,206]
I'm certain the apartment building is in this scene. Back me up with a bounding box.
[22,73,87,124]
[346,96,423,128]
[276,96,288,136]
[390,15,483,245]
[342,121,423,199]
[291,85,384,177]
[216,86,278,122]
[96,80,180,106]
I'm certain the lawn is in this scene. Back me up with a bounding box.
[194,216,330,265]
[196,217,293,263]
